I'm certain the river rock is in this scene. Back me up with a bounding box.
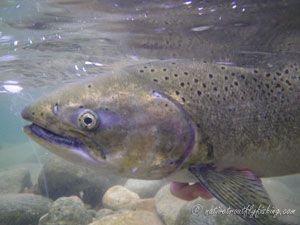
[0,168,32,194]
[154,184,186,225]
[263,178,300,224]
[39,196,92,225]
[0,193,51,225]
[89,210,164,225]
[102,185,140,210]
[95,208,114,220]
[38,156,126,206]
[175,198,248,225]
[124,179,167,198]
[102,185,156,212]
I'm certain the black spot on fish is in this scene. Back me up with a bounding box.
[175,91,180,95]
[165,104,168,107]
[172,62,176,65]
[180,82,185,87]
[266,73,271,78]
[194,78,198,83]
[197,90,201,96]
[140,70,144,73]
[286,80,291,86]
[240,75,245,79]
[163,68,167,72]
[234,82,238,86]
[221,66,225,70]
[184,72,188,76]
[181,97,186,102]
[40,112,43,116]
[32,112,35,115]
[144,66,147,69]
[285,69,289,74]
[209,74,213,79]
[79,105,83,108]
[151,69,155,72]
[224,76,228,80]
[88,85,92,88]
[254,70,258,74]
[276,72,281,76]
[231,72,235,76]
[213,87,217,91]
[165,76,169,80]
[153,79,158,82]
[174,73,178,77]
[202,83,206,88]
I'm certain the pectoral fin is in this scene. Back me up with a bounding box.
[189,164,285,225]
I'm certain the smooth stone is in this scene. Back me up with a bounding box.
[154,184,186,225]
[175,198,248,225]
[89,210,164,225]
[263,178,300,224]
[0,193,51,225]
[0,168,32,194]
[38,156,126,206]
[102,185,140,210]
[39,196,92,225]
[13,163,44,187]
[95,208,114,220]
[124,179,167,198]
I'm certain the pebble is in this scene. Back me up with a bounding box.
[0,193,51,225]
[89,210,164,225]
[38,196,93,225]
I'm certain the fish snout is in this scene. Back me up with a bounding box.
[21,105,32,121]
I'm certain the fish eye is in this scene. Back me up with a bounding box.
[77,110,98,130]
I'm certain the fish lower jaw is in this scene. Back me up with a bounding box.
[24,123,83,148]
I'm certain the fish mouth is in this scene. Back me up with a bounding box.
[23,123,106,164]
[25,123,84,148]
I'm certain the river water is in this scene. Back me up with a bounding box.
[0,0,299,224]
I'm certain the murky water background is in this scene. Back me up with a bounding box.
[0,0,300,224]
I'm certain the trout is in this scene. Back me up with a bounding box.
[22,60,300,224]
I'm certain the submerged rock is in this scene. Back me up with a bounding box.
[102,185,140,210]
[0,193,51,225]
[102,185,156,212]
[154,184,186,225]
[38,156,126,206]
[124,179,167,198]
[174,198,247,225]
[39,196,92,225]
[89,210,164,225]
[0,168,32,194]
[95,208,114,220]
[263,178,300,225]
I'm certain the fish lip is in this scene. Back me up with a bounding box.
[24,123,106,163]
[25,123,84,148]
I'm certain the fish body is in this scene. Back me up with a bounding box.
[22,60,300,224]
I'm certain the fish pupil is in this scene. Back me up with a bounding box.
[84,117,93,125]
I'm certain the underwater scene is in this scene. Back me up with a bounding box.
[0,0,300,224]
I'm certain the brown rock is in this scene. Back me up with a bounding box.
[89,210,164,225]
